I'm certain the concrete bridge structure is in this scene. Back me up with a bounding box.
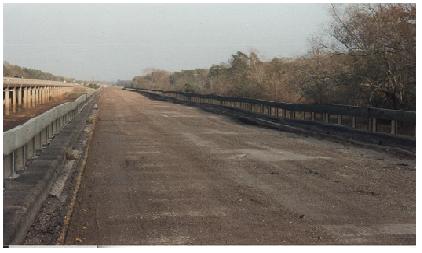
[3,78,76,115]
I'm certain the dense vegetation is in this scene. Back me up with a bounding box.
[3,62,74,82]
[132,4,415,110]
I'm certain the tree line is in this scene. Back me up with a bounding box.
[3,62,74,83]
[133,4,415,110]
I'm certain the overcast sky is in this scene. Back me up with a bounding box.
[4,4,331,81]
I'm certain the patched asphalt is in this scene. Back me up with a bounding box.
[65,87,415,245]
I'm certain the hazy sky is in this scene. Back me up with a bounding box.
[4,4,331,81]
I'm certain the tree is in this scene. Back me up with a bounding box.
[328,3,416,109]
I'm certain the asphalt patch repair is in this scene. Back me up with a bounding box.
[63,87,415,245]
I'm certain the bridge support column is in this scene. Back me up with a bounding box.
[12,87,17,113]
[337,115,342,125]
[22,87,27,108]
[37,87,41,104]
[32,87,36,105]
[34,87,38,105]
[33,87,37,107]
[311,112,315,121]
[40,86,44,104]
[29,87,33,107]
[25,87,31,108]
[4,87,10,115]
[40,87,45,104]
[17,87,21,108]
[41,86,45,103]
[27,87,31,108]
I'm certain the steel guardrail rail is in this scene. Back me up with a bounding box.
[135,88,416,137]
[3,89,98,178]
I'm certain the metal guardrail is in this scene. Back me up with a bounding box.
[137,88,416,137]
[3,90,97,178]
[3,77,78,88]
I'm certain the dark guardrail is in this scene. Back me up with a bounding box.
[134,88,416,138]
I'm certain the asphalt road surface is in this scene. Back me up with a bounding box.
[65,87,415,245]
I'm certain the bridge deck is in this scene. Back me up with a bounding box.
[65,87,415,245]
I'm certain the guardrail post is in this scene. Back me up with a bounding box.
[26,138,35,160]
[14,146,25,172]
[53,119,58,134]
[41,128,47,146]
[35,132,42,152]
[391,120,398,135]
[369,118,377,132]
[3,153,15,178]
[48,123,54,140]
[289,111,295,119]
[352,117,356,128]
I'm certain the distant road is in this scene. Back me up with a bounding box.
[65,87,415,245]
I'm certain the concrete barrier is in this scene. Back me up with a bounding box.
[3,90,96,178]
